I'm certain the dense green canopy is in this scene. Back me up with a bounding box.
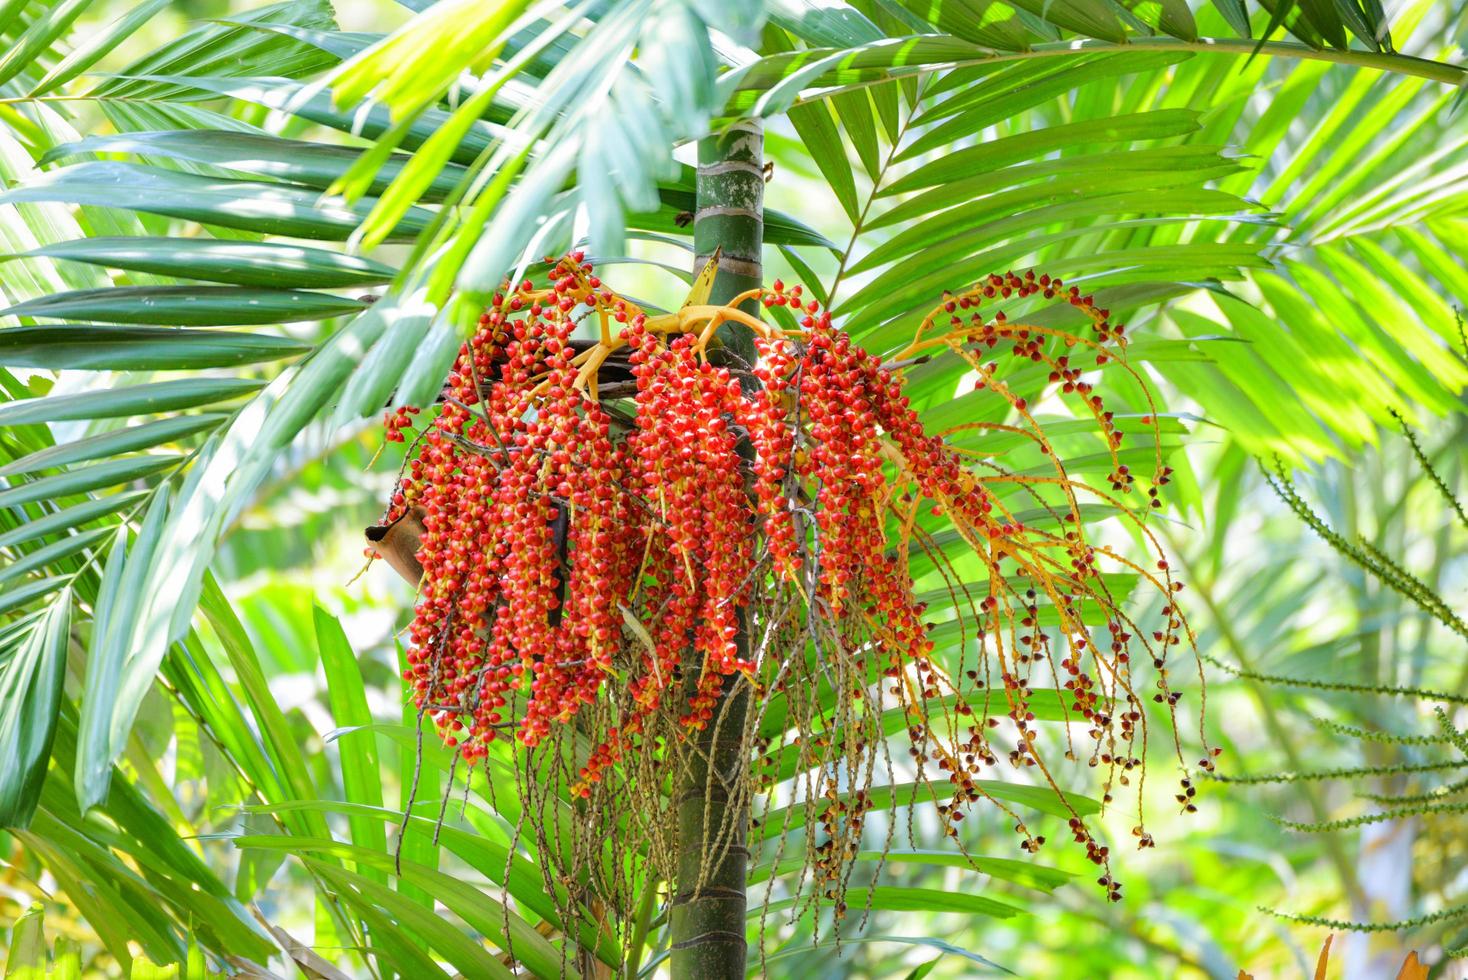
[0,0,1465,976]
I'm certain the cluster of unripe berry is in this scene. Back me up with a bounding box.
[372,254,1210,902]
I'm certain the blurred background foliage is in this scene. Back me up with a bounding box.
[0,0,1465,977]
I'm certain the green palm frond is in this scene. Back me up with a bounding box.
[1,0,1466,972]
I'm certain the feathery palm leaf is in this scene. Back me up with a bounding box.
[1,0,1465,973]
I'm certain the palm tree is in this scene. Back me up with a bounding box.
[1,0,1465,976]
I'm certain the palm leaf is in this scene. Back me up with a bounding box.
[0,0,1464,969]
[0,588,69,827]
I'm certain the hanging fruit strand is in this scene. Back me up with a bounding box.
[366,252,1215,954]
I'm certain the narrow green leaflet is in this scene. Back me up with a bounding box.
[40,131,468,202]
[3,904,46,977]
[0,163,434,242]
[72,306,393,801]
[0,286,368,326]
[0,588,72,828]
[755,780,1101,842]
[125,75,501,167]
[764,689,1081,782]
[788,101,861,223]
[242,798,612,958]
[9,238,396,288]
[723,35,1464,107]
[722,36,992,104]
[885,109,1203,193]
[0,493,146,550]
[345,898,449,978]
[90,0,337,102]
[313,607,388,874]
[0,415,225,478]
[865,144,1243,232]
[759,885,1025,920]
[307,862,519,979]
[0,327,311,370]
[904,54,1194,159]
[26,0,172,96]
[0,579,68,617]
[327,0,532,120]
[334,298,434,420]
[0,456,178,509]
[754,936,1012,977]
[76,494,168,811]
[0,0,92,90]
[1117,0,1197,39]
[0,527,113,590]
[751,849,1073,892]
[769,0,882,46]
[344,0,589,248]
[1210,0,1252,36]
[1017,0,1130,41]
[0,379,265,426]
[237,838,566,979]
[853,183,1245,275]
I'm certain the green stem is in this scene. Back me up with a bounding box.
[669,121,764,980]
[624,877,660,979]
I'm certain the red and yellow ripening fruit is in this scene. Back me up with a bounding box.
[368,253,1212,913]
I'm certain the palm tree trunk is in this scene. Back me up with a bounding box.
[669,120,763,980]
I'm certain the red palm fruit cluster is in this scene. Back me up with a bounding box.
[394,256,638,762]
[578,323,760,784]
[381,404,419,442]
[374,253,1209,889]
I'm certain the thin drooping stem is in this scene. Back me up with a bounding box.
[669,120,763,980]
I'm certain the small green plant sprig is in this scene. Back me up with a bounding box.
[1214,407,1468,951]
[1264,458,1467,642]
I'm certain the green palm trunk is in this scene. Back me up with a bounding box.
[669,120,763,980]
